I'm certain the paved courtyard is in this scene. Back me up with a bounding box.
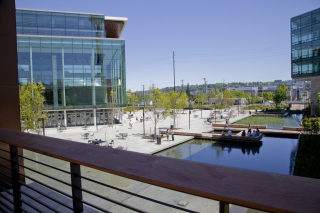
[18,108,255,213]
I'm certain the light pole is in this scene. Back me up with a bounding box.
[214,103,216,123]
[38,118,45,136]
[189,99,191,129]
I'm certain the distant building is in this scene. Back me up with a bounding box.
[291,8,320,114]
[274,80,283,84]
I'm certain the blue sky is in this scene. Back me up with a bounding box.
[16,0,320,91]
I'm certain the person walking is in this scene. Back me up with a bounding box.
[171,129,174,141]
[248,124,251,133]
[166,129,170,141]
[129,120,133,129]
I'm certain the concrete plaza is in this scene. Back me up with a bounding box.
[19,108,257,213]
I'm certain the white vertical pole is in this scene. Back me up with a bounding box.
[91,49,96,106]
[93,108,97,129]
[52,55,58,107]
[62,47,66,106]
[64,110,67,127]
[29,46,33,83]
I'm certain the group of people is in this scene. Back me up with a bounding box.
[241,124,260,137]
[221,124,260,137]
[136,117,143,122]
[166,129,175,141]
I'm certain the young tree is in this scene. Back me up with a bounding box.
[223,89,234,108]
[195,92,206,118]
[147,87,167,136]
[216,89,223,111]
[164,91,189,128]
[273,84,288,108]
[207,89,216,99]
[126,89,132,107]
[262,92,274,102]
[20,81,48,132]
[130,94,138,112]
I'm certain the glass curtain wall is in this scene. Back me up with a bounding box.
[17,36,126,109]
[16,9,105,38]
[291,8,320,78]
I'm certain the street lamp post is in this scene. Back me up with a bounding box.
[214,103,216,123]
[38,118,45,136]
[189,100,191,129]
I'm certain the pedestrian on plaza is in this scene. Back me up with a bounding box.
[140,117,143,122]
[171,129,174,141]
[129,120,133,129]
[247,131,251,137]
[241,130,246,136]
[166,129,170,141]
[264,108,266,114]
[248,124,252,133]
[225,119,229,129]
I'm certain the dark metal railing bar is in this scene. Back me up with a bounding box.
[0,205,11,213]
[80,175,198,212]
[80,188,146,213]
[19,189,59,213]
[0,178,12,188]
[0,171,13,182]
[0,193,14,205]
[70,162,83,212]
[0,199,14,212]
[0,147,10,154]
[10,145,22,213]
[0,185,14,196]
[19,197,42,213]
[0,162,12,171]
[15,162,72,187]
[17,172,73,199]
[81,200,111,213]
[0,155,11,162]
[18,181,74,211]
[0,172,12,187]
[17,154,71,175]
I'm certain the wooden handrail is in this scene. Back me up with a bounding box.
[0,128,319,212]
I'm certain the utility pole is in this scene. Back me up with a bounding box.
[142,85,145,136]
[173,51,175,91]
[181,79,184,92]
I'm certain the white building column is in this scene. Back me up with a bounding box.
[62,47,66,107]
[52,55,58,107]
[93,108,97,129]
[91,49,96,106]
[64,110,67,127]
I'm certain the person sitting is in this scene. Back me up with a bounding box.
[228,129,232,136]
[241,130,246,136]
[256,128,260,136]
[207,118,210,123]
[221,131,225,136]
[247,131,251,137]
[251,130,257,137]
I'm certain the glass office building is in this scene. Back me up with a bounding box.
[291,8,320,78]
[291,8,320,115]
[16,9,127,127]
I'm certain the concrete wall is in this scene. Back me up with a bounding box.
[0,0,25,189]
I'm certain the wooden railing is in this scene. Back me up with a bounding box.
[0,128,320,212]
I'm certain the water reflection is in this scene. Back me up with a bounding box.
[155,137,298,175]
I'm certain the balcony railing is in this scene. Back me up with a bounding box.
[0,128,320,212]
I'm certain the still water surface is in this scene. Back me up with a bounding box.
[155,137,298,175]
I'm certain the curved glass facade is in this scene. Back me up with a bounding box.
[291,8,320,78]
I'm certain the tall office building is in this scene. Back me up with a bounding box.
[16,9,127,127]
[291,8,320,114]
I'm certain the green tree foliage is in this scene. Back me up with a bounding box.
[207,89,216,99]
[20,81,48,132]
[126,89,132,107]
[223,89,234,107]
[195,92,206,118]
[147,87,167,135]
[302,117,320,134]
[216,89,223,110]
[164,91,189,128]
[233,90,245,98]
[130,93,138,111]
[262,92,274,102]
[273,84,288,108]
[185,83,191,99]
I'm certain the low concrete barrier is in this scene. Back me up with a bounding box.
[283,127,306,131]
[212,124,267,129]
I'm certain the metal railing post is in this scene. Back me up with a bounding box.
[219,201,229,213]
[70,162,83,213]
[10,145,22,213]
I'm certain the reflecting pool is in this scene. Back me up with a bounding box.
[155,137,298,175]
[233,114,303,129]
